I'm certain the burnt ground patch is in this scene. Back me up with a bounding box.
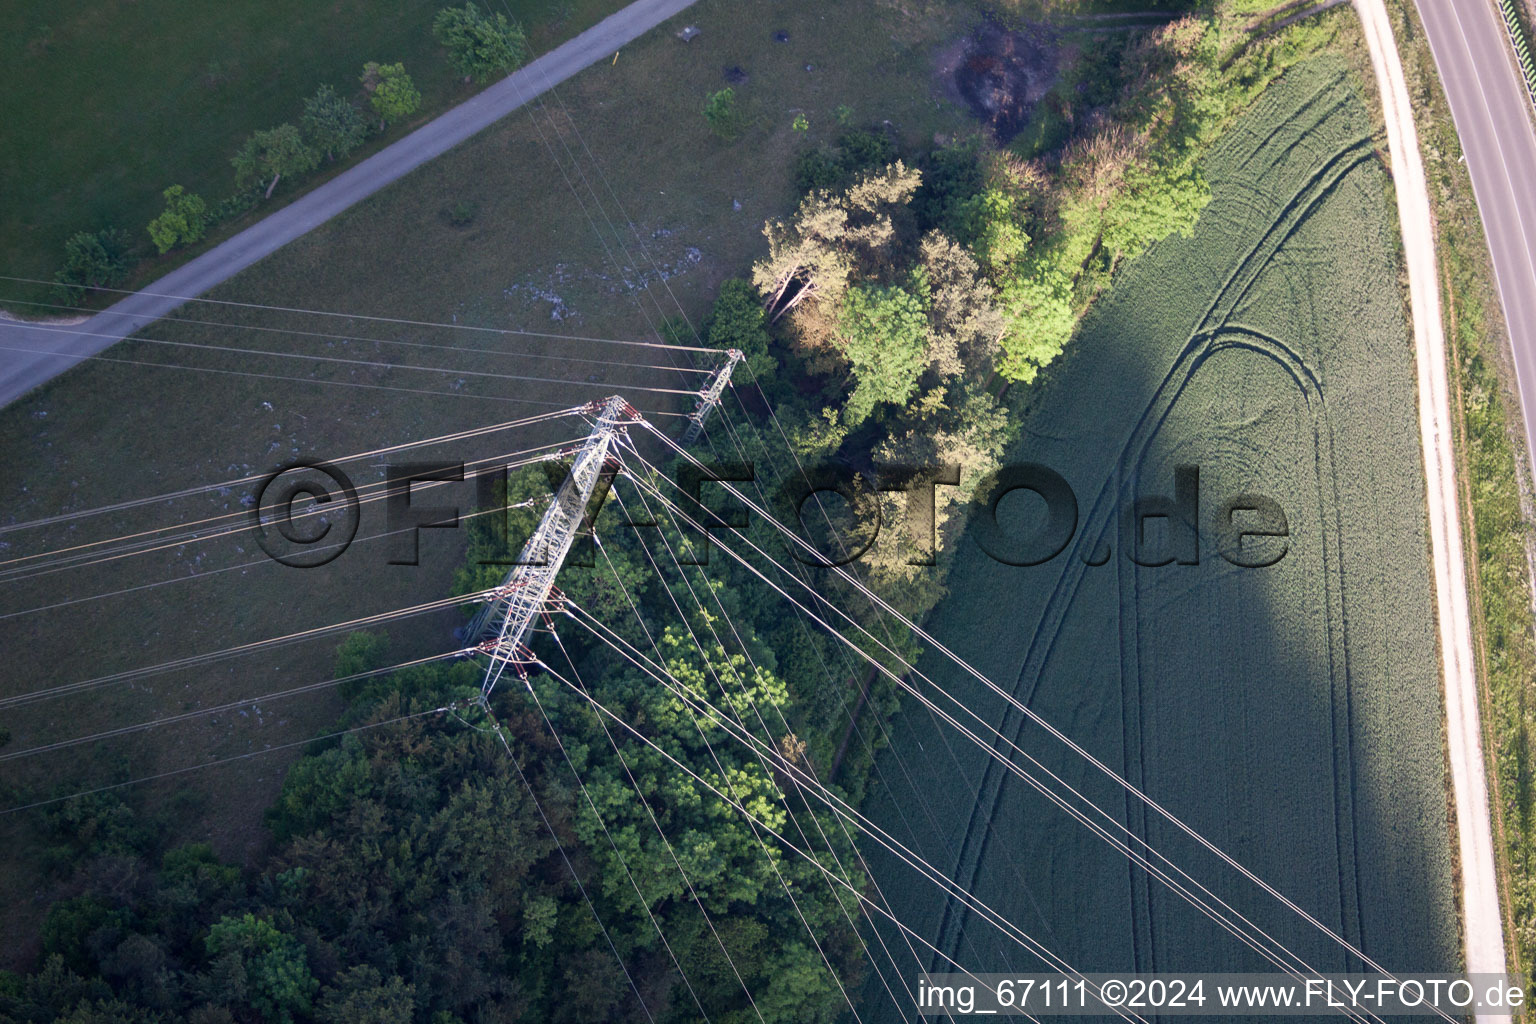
[937,20,1063,144]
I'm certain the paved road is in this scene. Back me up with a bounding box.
[0,0,698,409]
[1418,1,1536,490]
[1415,0,1536,987]
[1355,0,1511,999]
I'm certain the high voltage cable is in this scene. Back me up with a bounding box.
[645,432,1408,986]
[573,491,1388,1024]
[0,339,636,409]
[0,485,550,622]
[0,274,719,353]
[0,648,472,763]
[0,705,450,817]
[0,586,496,712]
[0,296,715,375]
[0,406,581,538]
[1,322,703,396]
[0,440,579,584]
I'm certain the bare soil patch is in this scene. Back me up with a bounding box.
[935,19,1064,143]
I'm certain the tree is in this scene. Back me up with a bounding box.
[301,84,367,162]
[751,161,922,325]
[204,914,317,1024]
[703,87,744,141]
[360,62,421,130]
[432,3,528,82]
[317,966,414,1024]
[997,265,1074,383]
[704,279,777,383]
[231,124,318,199]
[146,186,208,255]
[915,231,1009,379]
[55,229,130,298]
[837,282,929,424]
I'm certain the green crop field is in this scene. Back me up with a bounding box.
[859,56,1461,987]
[0,0,974,967]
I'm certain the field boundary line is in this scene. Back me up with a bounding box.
[1353,0,1511,1000]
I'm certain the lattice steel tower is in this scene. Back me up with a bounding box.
[469,395,638,697]
[680,349,743,447]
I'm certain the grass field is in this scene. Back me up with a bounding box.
[858,51,1461,990]
[0,0,977,968]
[0,0,628,311]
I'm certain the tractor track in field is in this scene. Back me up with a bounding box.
[928,82,1377,972]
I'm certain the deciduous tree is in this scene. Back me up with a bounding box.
[231,124,318,199]
[55,229,130,297]
[301,84,367,161]
[837,282,929,423]
[146,185,208,254]
[360,62,421,131]
[432,3,528,82]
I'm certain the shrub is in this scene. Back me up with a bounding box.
[703,87,744,141]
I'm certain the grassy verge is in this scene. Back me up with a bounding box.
[1383,0,1536,978]
[0,0,628,314]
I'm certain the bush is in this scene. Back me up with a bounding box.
[703,87,745,141]
[791,128,896,194]
[210,187,263,226]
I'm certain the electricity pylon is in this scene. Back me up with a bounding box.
[470,395,638,697]
[680,349,743,447]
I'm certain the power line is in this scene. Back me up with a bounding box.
[0,649,472,764]
[0,706,451,817]
[0,339,617,409]
[0,441,578,584]
[0,296,716,375]
[0,406,579,539]
[0,586,495,712]
[2,323,704,397]
[0,274,720,353]
[615,443,1418,1022]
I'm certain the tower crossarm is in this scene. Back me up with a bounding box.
[472,395,638,696]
